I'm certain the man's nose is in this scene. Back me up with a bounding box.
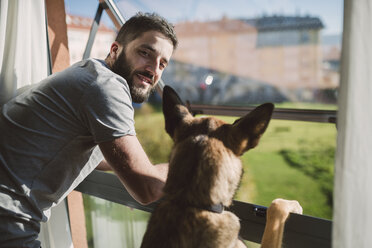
[145,60,161,78]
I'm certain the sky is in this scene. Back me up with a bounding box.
[64,0,343,35]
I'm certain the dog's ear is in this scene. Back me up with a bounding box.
[162,86,192,138]
[230,103,274,155]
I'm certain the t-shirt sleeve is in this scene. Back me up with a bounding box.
[78,78,136,143]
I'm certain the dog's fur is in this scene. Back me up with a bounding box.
[141,86,274,248]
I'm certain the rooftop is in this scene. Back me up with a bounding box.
[175,17,256,35]
[66,14,115,33]
[243,15,324,31]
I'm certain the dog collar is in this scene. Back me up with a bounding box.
[197,203,224,213]
[165,198,225,214]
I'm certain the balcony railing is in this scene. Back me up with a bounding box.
[75,170,332,248]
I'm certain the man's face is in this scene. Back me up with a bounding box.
[111,31,174,103]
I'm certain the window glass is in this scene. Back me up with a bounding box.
[114,0,343,110]
[236,118,336,219]
[83,195,150,247]
[62,0,340,246]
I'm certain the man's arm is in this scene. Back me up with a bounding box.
[260,199,303,248]
[99,135,168,205]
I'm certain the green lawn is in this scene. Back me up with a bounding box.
[239,152,332,218]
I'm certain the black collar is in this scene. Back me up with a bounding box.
[195,203,224,213]
[164,197,225,214]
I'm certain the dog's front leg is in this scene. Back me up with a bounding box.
[260,198,302,248]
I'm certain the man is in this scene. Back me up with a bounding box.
[0,12,300,248]
[0,12,175,247]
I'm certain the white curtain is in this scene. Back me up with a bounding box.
[333,0,372,247]
[0,0,73,247]
[0,0,49,105]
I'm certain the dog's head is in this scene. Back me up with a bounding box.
[162,86,273,207]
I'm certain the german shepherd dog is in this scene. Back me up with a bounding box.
[141,86,294,248]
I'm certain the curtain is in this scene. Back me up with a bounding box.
[0,0,48,105]
[333,0,372,247]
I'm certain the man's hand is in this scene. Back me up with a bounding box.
[261,198,302,248]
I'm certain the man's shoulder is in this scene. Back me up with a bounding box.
[72,58,112,76]
[77,60,131,102]
[94,62,130,95]
[68,59,129,91]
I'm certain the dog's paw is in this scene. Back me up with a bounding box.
[267,198,303,223]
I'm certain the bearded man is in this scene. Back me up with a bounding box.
[0,12,177,247]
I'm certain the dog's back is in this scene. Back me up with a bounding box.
[141,86,273,248]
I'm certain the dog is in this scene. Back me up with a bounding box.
[141,86,301,248]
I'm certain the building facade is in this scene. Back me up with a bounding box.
[172,15,336,102]
[65,14,116,65]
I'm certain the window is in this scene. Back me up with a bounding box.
[83,195,150,247]
[65,0,343,246]
[113,0,342,221]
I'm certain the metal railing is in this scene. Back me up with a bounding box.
[189,104,337,123]
[76,170,332,248]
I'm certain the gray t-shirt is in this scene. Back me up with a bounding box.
[0,59,135,245]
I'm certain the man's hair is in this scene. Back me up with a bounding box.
[116,12,178,50]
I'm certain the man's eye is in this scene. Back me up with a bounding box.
[140,50,149,57]
[160,63,166,69]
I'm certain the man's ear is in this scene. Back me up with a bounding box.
[162,86,191,138]
[109,41,121,60]
[230,103,274,155]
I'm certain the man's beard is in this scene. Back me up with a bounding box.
[111,52,155,103]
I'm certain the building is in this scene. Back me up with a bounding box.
[65,14,116,64]
[64,13,339,104]
[321,34,341,90]
[172,15,335,102]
